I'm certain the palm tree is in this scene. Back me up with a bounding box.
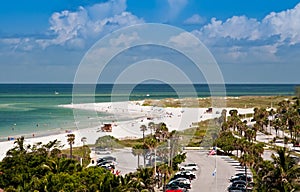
[144,137,159,171]
[67,134,75,159]
[273,117,282,137]
[254,160,275,191]
[158,163,172,190]
[237,120,247,136]
[265,147,300,191]
[245,128,255,142]
[81,137,87,146]
[136,167,156,191]
[117,173,142,191]
[218,109,227,125]
[42,158,81,174]
[254,108,269,133]
[221,121,229,132]
[148,122,155,135]
[252,123,260,141]
[140,125,147,142]
[132,144,144,168]
[268,108,276,134]
[228,109,241,132]
[155,122,169,142]
[239,153,253,186]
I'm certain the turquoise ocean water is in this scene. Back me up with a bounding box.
[0,84,296,140]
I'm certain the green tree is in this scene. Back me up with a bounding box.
[228,109,241,132]
[140,124,147,143]
[155,122,169,142]
[132,144,145,168]
[67,133,75,159]
[148,122,155,136]
[262,147,300,192]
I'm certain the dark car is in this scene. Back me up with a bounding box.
[166,184,188,192]
[174,171,196,180]
[230,175,252,183]
[166,181,189,191]
[231,180,247,185]
[231,173,246,179]
[168,178,191,189]
[97,156,116,164]
[228,180,254,192]
[97,159,117,166]
[228,182,246,191]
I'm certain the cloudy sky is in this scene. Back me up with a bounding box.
[0,0,300,83]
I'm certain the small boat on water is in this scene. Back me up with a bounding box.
[54,91,59,95]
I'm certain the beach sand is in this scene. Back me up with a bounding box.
[0,100,254,160]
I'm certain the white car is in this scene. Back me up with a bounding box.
[179,163,199,171]
[95,147,111,155]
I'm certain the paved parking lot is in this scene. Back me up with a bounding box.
[184,150,238,192]
[93,148,142,175]
[93,149,246,191]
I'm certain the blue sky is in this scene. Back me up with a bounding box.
[0,0,300,83]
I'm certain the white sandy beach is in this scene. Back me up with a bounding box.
[0,100,254,160]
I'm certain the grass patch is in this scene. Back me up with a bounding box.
[118,138,144,147]
[143,96,293,108]
[61,145,91,167]
[178,119,217,147]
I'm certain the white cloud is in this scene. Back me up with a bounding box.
[169,32,200,48]
[184,14,205,25]
[196,3,300,44]
[192,2,300,65]
[198,16,261,41]
[0,38,21,44]
[262,3,300,45]
[1,0,144,51]
[167,0,188,19]
[109,32,140,47]
[41,0,143,48]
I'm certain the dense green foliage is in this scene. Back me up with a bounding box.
[0,121,186,191]
[215,98,300,191]
[95,135,124,149]
[0,137,120,191]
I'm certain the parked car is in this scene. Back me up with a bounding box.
[100,163,115,170]
[228,181,254,192]
[174,170,196,180]
[230,175,252,183]
[166,179,190,190]
[150,156,165,163]
[97,156,116,164]
[165,184,187,192]
[95,147,111,155]
[231,180,247,185]
[179,163,199,171]
[230,173,252,180]
[170,178,191,187]
[227,183,246,192]
[232,173,246,177]
[97,160,117,167]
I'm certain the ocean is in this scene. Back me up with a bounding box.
[0,84,297,140]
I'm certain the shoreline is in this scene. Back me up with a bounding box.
[0,99,255,160]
